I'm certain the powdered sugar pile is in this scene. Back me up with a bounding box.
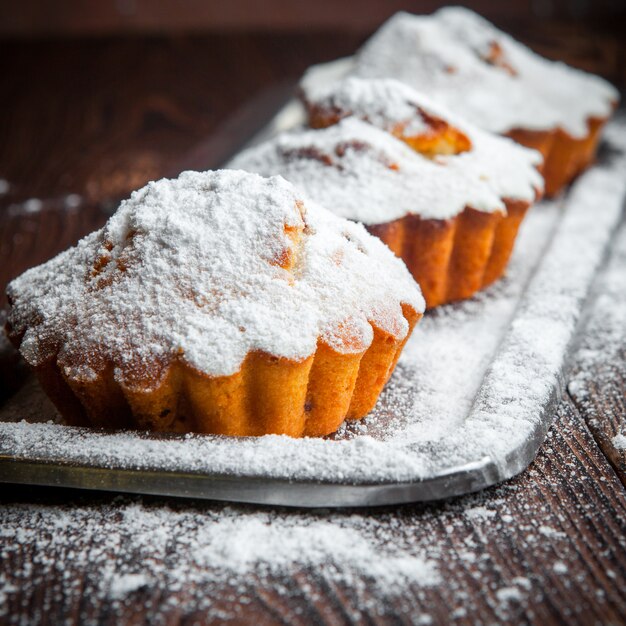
[232,81,542,223]
[0,498,441,622]
[307,75,442,135]
[6,170,422,385]
[301,7,618,137]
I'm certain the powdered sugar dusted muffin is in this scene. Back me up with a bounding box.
[300,6,619,195]
[231,79,542,307]
[6,170,424,437]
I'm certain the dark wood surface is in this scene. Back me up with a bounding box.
[2,0,625,37]
[1,29,625,626]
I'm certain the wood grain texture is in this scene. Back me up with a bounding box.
[0,34,363,208]
[1,31,625,626]
[0,0,625,38]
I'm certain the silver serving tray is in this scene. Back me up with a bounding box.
[1,98,625,507]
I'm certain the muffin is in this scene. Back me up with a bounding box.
[6,170,424,437]
[300,6,619,196]
[231,79,543,307]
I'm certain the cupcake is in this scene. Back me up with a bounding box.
[231,78,543,307]
[300,6,619,196]
[6,170,424,437]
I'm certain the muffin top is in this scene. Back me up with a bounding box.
[305,76,474,146]
[301,7,618,138]
[231,80,543,224]
[302,77,543,197]
[7,170,423,389]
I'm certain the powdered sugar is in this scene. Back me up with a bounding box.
[7,170,423,385]
[0,500,441,621]
[495,586,524,604]
[464,505,497,520]
[231,104,542,224]
[2,448,622,625]
[109,573,150,600]
[306,75,440,136]
[306,77,543,201]
[301,7,618,137]
[435,7,618,135]
[567,185,626,457]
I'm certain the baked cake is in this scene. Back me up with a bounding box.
[5,170,424,437]
[300,6,619,195]
[232,78,543,307]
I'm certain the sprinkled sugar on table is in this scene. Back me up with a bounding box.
[1,31,625,626]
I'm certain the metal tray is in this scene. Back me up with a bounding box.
[1,98,625,507]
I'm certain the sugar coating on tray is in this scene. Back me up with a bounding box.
[231,87,543,224]
[7,170,423,388]
[301,6,618,138]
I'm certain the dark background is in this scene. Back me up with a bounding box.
[1,0,626,37]
[0,0,624,209]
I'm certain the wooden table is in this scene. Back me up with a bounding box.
[1,29,625,626]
